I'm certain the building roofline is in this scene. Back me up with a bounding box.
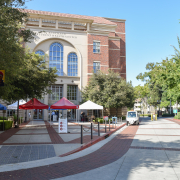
[104,17,126,22]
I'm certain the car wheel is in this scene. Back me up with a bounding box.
[136,121,139,125]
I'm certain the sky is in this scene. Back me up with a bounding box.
[24,0,180,86]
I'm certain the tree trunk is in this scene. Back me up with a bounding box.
[15,100,19,128]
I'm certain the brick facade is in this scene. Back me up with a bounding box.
[88,20,126,80]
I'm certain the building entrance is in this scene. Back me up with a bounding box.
[33,109,43,120]
[67,109,76,120]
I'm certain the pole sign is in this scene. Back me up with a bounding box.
[173,109,177,113]
[103,116,108,121]
[58,118,68,133]
[0,70,5,86]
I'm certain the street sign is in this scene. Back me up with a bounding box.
[0,70,5,86]
[58,118,68,133]
[173,109,177,113]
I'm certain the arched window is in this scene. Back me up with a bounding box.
[35,50,45,63]
[68,53,78,76]
[49,42,63,76]
[35,50,45,56]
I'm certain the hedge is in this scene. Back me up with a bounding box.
[162,114,174,117]
[140,114,151,117]
[0,120,13,130]
[95,116,126,123]
[0,116,7,120]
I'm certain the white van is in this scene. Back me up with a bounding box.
[126,111,139,126]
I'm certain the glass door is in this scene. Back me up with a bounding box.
[33,109,43,120]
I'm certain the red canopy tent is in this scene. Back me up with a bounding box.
[50,97,79,109]
[50,97,79,125]
[19,98,48,110]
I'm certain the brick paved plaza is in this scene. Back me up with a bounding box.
[0,118,180,179]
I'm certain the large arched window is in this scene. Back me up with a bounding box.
[68,53,78,76]
[49,42,63,76]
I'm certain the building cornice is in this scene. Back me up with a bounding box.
[109,36,121,40]
[28,14,94,24]
[26,26,88,35]
[104,17,126,23]
[88,30,109,36]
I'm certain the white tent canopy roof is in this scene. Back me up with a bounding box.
[79,100,103,110]
[7,100,26,109]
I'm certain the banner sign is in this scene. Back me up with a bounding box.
[58,118,68,133]
[0,70,5,86]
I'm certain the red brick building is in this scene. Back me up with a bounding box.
[12,9,126,119]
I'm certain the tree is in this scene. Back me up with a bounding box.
[0,1,58,125]
[134,84,149,113]
[82,71,134,116]
[136,37,180,112]
[0,0,57,102]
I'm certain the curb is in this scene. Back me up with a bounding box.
[59,123,126,157]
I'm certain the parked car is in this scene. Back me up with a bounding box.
[126,111,139,126]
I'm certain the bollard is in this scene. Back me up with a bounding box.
[81,125,83,144]
[91,123,93,139]
[98,122,100,136]
[105,119,106,133]
[109,119,110,131]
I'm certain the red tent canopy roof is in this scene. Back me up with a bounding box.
[19,98,48,109]
[50,97,79,109]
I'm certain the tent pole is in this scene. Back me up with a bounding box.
[102,109,104,125]
[3,110,4,131]
[76,109,77,123]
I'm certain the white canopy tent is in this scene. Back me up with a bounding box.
[77,100,103,122]
[7,100,26,109]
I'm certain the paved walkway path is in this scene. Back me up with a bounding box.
[0,118,180,180]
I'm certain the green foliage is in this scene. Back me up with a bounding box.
[134,84,149,100]
[0,1,58,102]
[162,114,174,117]
[96,118,104,124]
[136,37,180,108]
[0,120,13,130]
[82,70,134,116]
[0,116,7,120]
[177,112,180,119]
[140,114,151,117]
[122,116,126,120]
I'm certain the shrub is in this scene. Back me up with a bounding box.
[0,120,13,130]
[0,116,7,120]
[96,118,104,124]
[162,114,174,117]
[140,114,150,117]
[174,115,178,119]
[122,116,126,120]
[177,112,180,119]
